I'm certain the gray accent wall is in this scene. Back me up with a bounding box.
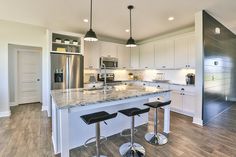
[203,11,236,124]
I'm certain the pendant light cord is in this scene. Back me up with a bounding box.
[129,7,132,38]
[90,0,93,29]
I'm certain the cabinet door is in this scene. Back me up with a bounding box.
[84,41,101,69]
[188,36,196,68]
[117,44,130,69]
[100,41,117,57]
[174,37,188,69]
[182,93,195,116]
[130,46,140,69]
[139,42,155,69]
[170,91,183,112]
[155,40,174,69]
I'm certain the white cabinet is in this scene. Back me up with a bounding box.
[130,46,140,69]
[170,85,195,117]
[171,91,183,111]
[117,44,130,69]
[182,93,195,115]
[139,42,155,69]
[174,35,195,69]
[84,41,101,69]
[100,41,117,57]
[155,40,174,69]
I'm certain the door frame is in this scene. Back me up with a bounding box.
[16,48,42,105]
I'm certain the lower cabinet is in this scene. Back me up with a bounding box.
[170,90,195,117]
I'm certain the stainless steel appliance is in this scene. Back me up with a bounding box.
[100,57,118,69]
[97,73,122,85]
[51,53,84,90]
[186,73,195,85]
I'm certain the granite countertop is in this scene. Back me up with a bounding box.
[51,84,171,109]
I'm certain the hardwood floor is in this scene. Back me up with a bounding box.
[0,103,236,157]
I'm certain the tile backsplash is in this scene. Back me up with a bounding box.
[84,69,195,84]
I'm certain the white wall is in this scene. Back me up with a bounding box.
[193,11,204,126]
[0,20,49,117]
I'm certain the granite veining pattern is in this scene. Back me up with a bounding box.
[51,84,171,109]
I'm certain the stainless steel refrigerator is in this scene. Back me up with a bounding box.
[51,53,84,90]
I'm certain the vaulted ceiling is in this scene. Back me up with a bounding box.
[0,0,235,42]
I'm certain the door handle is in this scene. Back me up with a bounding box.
[37,79,40,81]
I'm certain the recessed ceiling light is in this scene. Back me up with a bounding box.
[168,17,174,21]
[83,19,89,23]
[125,29,130,32]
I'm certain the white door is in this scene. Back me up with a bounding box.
[18,50,42,104]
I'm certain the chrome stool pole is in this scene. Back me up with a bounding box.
[144,101,171,146]
[119,107,150,157]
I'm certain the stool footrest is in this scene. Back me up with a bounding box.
[84,136,107,147]
[120,128,138,137]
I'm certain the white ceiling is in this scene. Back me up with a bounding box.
[0,0,236,42]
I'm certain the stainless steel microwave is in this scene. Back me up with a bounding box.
[100,57,118,69]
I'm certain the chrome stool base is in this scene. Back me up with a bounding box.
[119,142,145,157]
[145,132,168,145]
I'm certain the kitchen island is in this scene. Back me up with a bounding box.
[51,84,171,157]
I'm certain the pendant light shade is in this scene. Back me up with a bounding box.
[84,0,98,41]
[126,5,137,47]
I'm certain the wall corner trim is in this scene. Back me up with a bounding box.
[192,117,203,126]
[0,110,11,118]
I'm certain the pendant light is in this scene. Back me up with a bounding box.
[126,5,137,47]
[84,0,98,41]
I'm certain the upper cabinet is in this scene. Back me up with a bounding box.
[139,42,155,69]
[117,44,130,69]
[100,41,117,57]
[155,40,174,69]
[130,46,140,69]
[174,34,195,69]
[84,41,101,69]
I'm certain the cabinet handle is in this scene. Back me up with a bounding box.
[162,66,166,68]
[181,88,185,91]
[157,98,160,100]
[143,83,146,86]
[145,67,148,69]
[92,85,96,88]
[182,93,185,95]
[157,85,160,88]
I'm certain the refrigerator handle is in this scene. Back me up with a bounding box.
[66,56,70,89]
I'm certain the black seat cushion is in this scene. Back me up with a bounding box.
[119,107,150,117]
[81,111,117,125]
[144,100,171,108]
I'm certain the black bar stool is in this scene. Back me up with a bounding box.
[144,100,171,145]
[81,111,117,157]
[118,107,150,157]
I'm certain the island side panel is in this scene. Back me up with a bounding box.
[68,99,148,149]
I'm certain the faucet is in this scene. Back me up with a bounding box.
[101,63,107,90]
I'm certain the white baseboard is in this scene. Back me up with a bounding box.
[0,110,11,118]
[193,117,203,126]
[42,105,48,111]
[9,102,18,107]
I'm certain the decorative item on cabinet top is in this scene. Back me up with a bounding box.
[52,33,81,54]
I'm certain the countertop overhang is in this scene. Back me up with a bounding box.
[51,84,171,109]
